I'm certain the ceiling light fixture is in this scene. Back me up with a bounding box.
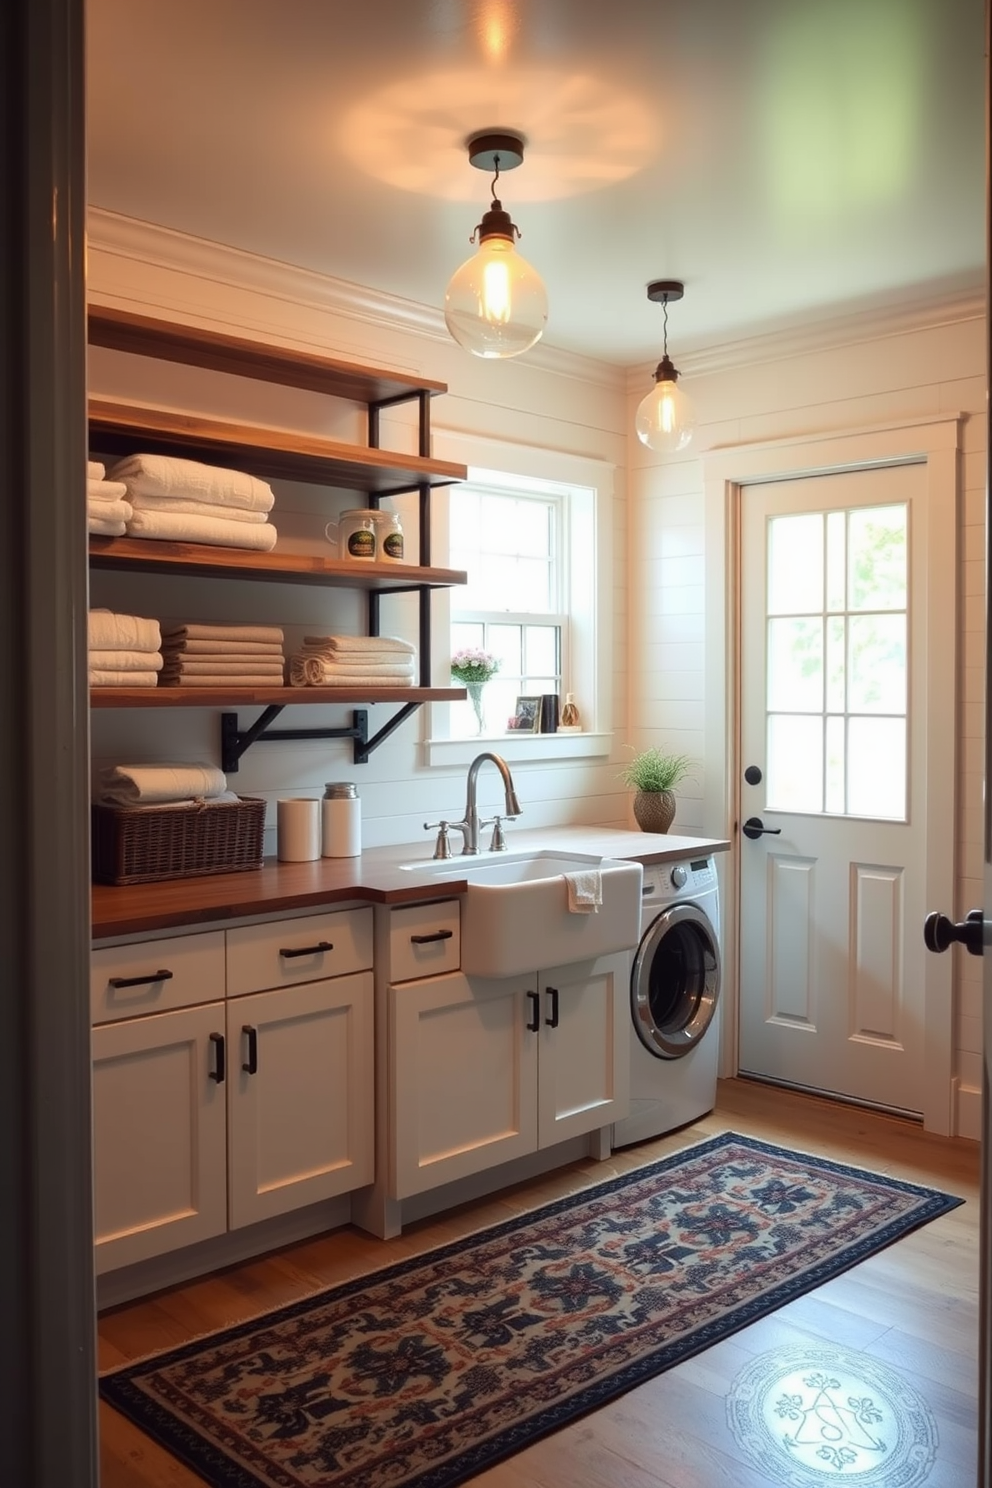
[444,131,548,360]
[635,280,696,452]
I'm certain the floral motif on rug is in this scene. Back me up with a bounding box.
[99,1132,962,1488]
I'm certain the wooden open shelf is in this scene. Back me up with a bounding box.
[89,685,465,708]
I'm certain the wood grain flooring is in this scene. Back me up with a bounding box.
[97,1077,981,1488]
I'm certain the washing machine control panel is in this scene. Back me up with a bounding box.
[670,863,688,889]
[641,855,716,908]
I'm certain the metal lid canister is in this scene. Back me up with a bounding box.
[321,782,361,857]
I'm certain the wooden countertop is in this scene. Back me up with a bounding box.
[90,825,732,941]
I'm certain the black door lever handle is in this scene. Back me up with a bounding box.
[742,817,782,841]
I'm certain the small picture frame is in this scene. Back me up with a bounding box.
[508,695,542,732]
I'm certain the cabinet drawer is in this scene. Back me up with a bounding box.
[91,931,226,1024]
[226,906,373,996]
[388,900,461,982]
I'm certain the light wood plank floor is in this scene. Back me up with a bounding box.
[97,1077,980,1488]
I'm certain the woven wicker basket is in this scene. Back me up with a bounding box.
[91,796,266,886]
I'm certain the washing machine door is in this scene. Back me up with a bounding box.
[632,901,721,1058]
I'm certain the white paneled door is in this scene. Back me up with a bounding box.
[738,461,953,1116]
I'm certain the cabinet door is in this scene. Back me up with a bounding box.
[91,1003,228,1274]
[537,952,631,1148]
[390,972,538,1199]
[227,971,374,1229]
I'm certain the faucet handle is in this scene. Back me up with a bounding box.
[423,820,453,859]
[484,815,508,851]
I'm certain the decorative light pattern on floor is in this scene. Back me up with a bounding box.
[726,1344,938,1485]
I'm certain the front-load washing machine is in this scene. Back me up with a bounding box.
[612,854,722,1148]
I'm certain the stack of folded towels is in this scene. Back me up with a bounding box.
[95,762,238,809]
[288,634,416,688]
[159,622,286,687]
[109,453,278,552]
[87,460,133,537]
[88,608,163,687]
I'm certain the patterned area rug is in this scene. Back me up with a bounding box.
[99,1132,962,1488]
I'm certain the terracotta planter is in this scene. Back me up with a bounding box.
[632,789,676,834]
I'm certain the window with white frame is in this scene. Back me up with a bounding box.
[448,482,567,737]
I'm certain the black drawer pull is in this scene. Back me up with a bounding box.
[545,985,560,1028]
[526,990,540,1033]
[242,1024,258,1075]
[108,969,174,989]
[410,929,454,944]
[279,941,334,958]
[209,1032,225,1083]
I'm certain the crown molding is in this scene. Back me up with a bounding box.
[85,207,622,390]
[625,286,987,391]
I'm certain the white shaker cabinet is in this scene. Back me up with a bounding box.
[389,952,630,1201]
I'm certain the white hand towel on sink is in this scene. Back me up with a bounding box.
[564,870,602,913]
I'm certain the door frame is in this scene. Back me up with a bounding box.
[700,414,961,1134]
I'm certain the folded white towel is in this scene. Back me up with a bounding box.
[87,460,106,480]
[88,668,161,687]
[125,508,278,551]
[161,658,285,675]
[100,791,243,812]
[87,497,133,524]
[88,609,162,653]
[564,870,602,914]
[290,655,415,687]
[87,515,128,537]
[128,492,269,523]
[87,478,130,503]
[110,453,275,513]
[302,634,416,655]
[88,649,164,672]
[162,623,284,646]
[163,637,284,657]
[158,673,288,688]
[97,762,228,806]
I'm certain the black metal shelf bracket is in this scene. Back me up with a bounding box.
[221,703,426,772]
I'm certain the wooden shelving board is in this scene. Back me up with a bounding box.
[89,686,466,709]
[88,306,448,405]
[88,536,466,590]
[88,399,466,495]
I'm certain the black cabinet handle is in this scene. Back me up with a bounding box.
[242,1024,258,1074]
[108,969,174,989]
[209,1032,225,1083]
[742,817,783,841]
[279,941,334,958]
[545,986,560,1028]
[526,990,540,1033]
[410,929,454,944]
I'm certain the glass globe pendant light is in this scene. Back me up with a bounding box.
[444,132,548,360]
[635,280,696,452]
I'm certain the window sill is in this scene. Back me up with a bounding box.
[424,731,611,768]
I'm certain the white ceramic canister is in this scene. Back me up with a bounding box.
[321,781,361,857]
[324,509,379,561]
[277,797,321,861]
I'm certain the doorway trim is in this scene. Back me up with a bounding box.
[700,414,962,1135]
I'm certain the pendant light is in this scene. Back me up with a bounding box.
[444,131,548,360]
[635,280,696,452]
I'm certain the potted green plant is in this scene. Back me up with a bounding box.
[618,746,697,833]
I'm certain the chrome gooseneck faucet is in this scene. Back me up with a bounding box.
[425,751,522,856]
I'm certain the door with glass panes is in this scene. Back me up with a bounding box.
[737,462,938,1115]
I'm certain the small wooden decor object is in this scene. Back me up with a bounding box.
[91,796,266,885]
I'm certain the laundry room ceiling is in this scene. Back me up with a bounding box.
[85,0,987,365]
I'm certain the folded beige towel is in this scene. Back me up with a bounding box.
[88,649,164,672]
[97,762,228,805]
[87,497,133,524]
[162,623,285,645]
[158,673,288,688]
[110,453,275,513]
[161,658,285,676]
[87,460,106,480]
[302,634,416,654]
[162,637,284,657]
[88,515,127,537]
[293,656,415,676]
[125,508,278,551]
[88,609,162,653]
[103,791,243,813]
[87,478,130,503]
[290,656,415,687]
[88,669,161,687]
[128,492,269,523]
